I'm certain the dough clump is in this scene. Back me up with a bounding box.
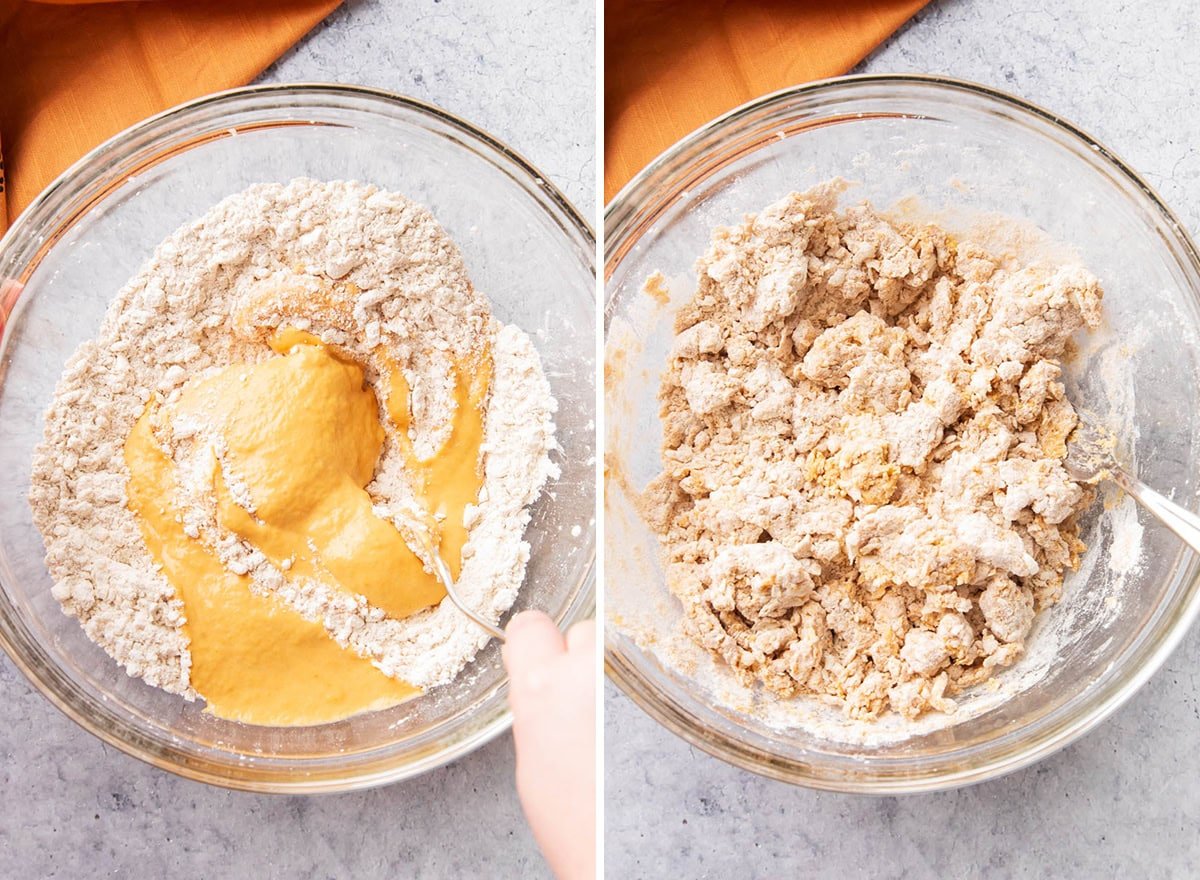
[644,183,1102,720]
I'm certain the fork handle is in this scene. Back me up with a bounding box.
[1113,467,1200,556]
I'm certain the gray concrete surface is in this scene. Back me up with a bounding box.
[604,1,1200,877]
[0,2,594,878]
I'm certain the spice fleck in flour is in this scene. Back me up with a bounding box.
[643,182,1102,720]
[29,179,558,718]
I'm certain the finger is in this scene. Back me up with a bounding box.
[0,280,23,338]
[564,618,596,655]
[502,610,565,680]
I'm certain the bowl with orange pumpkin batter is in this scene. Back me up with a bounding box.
[0,87,595,790]
[32,178,558,728]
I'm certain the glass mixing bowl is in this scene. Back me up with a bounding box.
[0,85,595,792]
[605,74,1200,792]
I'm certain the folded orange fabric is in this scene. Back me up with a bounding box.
[0,0,341,233]
[605,0,929,202]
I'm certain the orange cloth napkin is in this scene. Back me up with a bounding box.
[605,0,930,202]
[0,0,341,233]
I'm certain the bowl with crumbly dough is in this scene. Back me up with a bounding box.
[605,75,1200,792]
[0,85,594,792]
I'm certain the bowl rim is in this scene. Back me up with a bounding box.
[0,82,596,793]
[602,72,1200,793]
[5,81,596,256]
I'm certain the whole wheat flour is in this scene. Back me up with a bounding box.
[642,182,1102,720]
[29,178,558,698]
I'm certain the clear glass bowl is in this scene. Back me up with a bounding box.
[0,84,595,792]
[604,74,1200,792]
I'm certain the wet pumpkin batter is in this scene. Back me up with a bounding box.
[124,329,489,726]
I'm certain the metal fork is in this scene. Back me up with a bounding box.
[414,531,506,642]
[1065,413,1200,555]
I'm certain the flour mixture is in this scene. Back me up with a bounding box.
[30,179,558,726]
[643,182,1102,720]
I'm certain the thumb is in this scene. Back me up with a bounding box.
[502,610,565,685]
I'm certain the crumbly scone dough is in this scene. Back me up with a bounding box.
[642,182,1102,720]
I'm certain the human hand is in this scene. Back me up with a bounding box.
[0,280,22,338]
[502,611,596,880]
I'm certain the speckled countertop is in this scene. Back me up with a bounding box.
[0,2,593,877]
[605,1,1200,877]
